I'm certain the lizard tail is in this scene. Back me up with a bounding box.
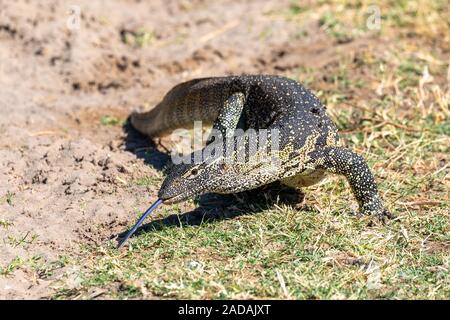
[131,77,228,137]
[130,108,161,137]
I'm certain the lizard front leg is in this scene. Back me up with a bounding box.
[206,92,246,145]
[311,147,391,218]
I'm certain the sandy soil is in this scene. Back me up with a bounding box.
[0,0,387,299]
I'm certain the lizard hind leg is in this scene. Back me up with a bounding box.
[280,169,327,189]
[280,171,326,207]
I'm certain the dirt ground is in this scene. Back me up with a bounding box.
[0,0,448,299]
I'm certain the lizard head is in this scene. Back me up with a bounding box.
[158,143,282,204]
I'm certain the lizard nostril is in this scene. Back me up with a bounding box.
[310,107,320,114]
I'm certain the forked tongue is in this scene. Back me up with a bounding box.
[117,198,163,249]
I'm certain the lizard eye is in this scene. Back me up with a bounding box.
[183,166,202,179]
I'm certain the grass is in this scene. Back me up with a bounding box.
[100,115,122,126]
[0,257,25,276]
[0,219,13,229]
[121,28,156,48]
[0,255,70,279]
[6,232,39,248]
[11,0,448,299]
[56,198,448,299]
[3,191,15,206]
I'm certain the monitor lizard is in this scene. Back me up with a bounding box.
[130,75,390,219]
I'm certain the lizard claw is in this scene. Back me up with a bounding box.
[378,208,393,223]
[359,207,393,224]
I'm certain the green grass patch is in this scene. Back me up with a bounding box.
[100,115,123,126]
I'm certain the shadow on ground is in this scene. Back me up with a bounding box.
[122,120,171,172]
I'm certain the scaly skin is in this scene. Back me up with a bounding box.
[131,75,390,218]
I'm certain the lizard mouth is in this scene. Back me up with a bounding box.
[160,186,209,205]
[161,195,183,205]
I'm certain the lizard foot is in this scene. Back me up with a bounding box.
[360,207,393,224]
